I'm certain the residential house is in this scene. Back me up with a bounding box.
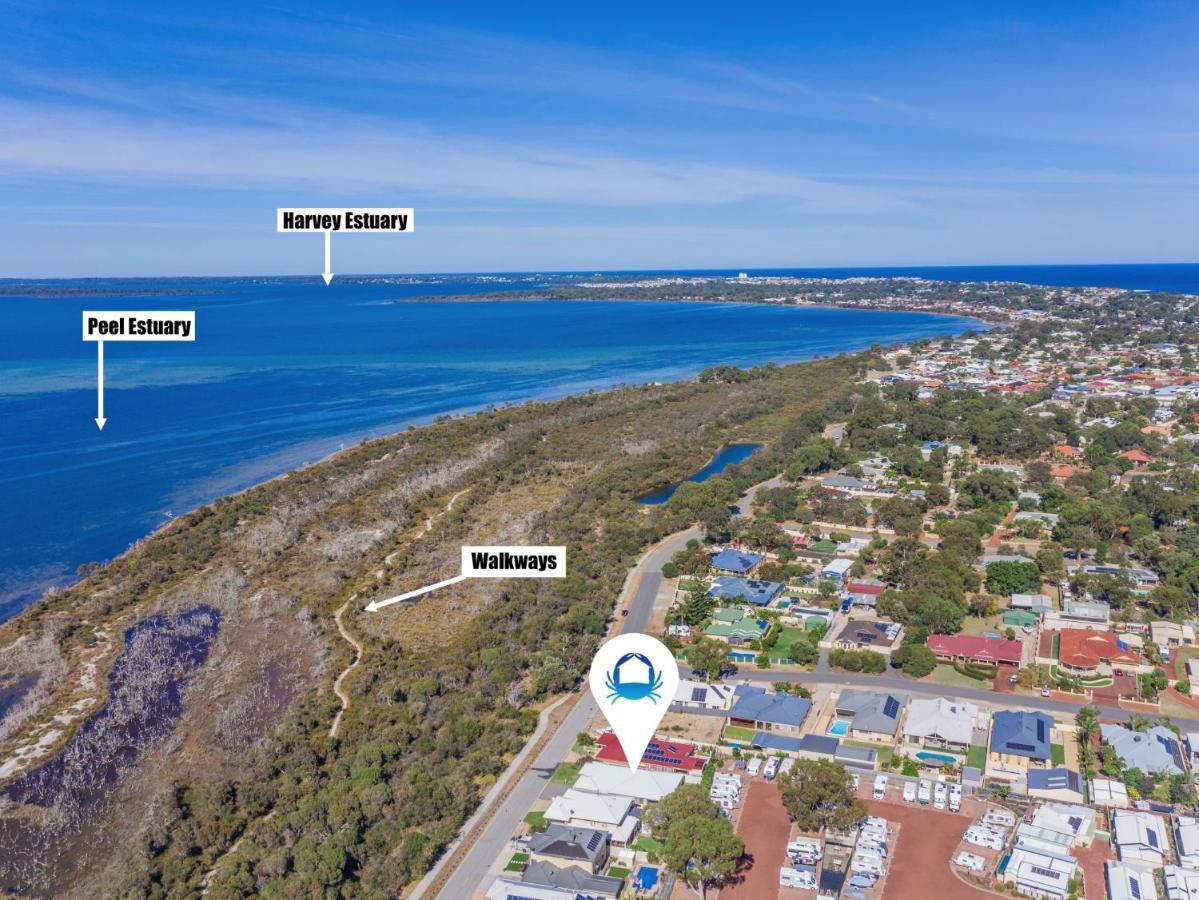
[707,576,784,607]
[528,824,611,874]
[820,557,855,585]
[672,679,733,711]
[520,861,623,900]
[1106,862,1160,900]
[1027,802,1096,847]
[1089,777,1131,809]
[1025,769,1085,804]
[1010,593,1053,612]
[1150,620,1196,649]
[900,697,978,750]
[1056,629,1141,676]
[704,608,767,645]
[709,548,764,576]
[833,620,903,655]
[486,878,589,900]
[1110,810,1169,867]
[595,733,704,773]
[833,689,907,741]
[544,789,639,848]
[989,710,1053,773]
[1164,866,1199,900]
[727,686,811,737]
[1002,845,1077,900]
[573,762,683,804]
[926,633,1023,667]
[1100,723,1185,775]
[1175,816,1199,870]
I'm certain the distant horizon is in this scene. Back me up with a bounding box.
[5,260,1199,283]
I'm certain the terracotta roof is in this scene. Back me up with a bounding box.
[595,732,704,771]
[1120,449,1153,463]
[926,634,1023,665]
[1051,465,1076,478]
[1057,629,1139,669]
[1054,444,1084,457]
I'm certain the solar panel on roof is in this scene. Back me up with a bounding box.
[883,697,900,719]
[586,832,603,850]
[691,687,707,702]
[1029,865,1062,880]
[1067,815,1082,831]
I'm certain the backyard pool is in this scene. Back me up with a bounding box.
[916,750,957,765]
[827,720,850,737]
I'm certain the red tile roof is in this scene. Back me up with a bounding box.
[1057,629,1139,669]
[926,634,1023,665]
[595,732,705,771]
[1119,449,1153,464]
[846,581,886,596]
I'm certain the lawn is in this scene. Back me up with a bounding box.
[634,836,665,854]
[1051,743,1066,765]
[723,725,757,742]
[772,627,807,656]
[1175,646,1199,682]
[551,761,583,785]
[505,852,529,873]
[523,811,548,831]
[959,615,1002,637]
[966,745,987,769]
[929,664,994,691]
[608,866,631,880]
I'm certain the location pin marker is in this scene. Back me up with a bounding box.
[588,633,680,771]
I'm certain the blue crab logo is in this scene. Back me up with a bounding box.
[605,652,664,704]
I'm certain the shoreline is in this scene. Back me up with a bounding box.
[8,303,987,623]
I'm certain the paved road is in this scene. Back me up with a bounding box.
[430,525,701,899]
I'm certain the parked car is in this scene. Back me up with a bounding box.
[949,783,962,813]
[917,780,931,805]
[1040,686,1051,697]
[747,758,762,777]
[934,782,947,810]
[872,775,888,800]
[763,756,780,781]
[903,781,917,803]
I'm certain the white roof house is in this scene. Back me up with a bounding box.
[545,789,634,828]
[1111,810,1170,867]
[1003,846,1077,900]
[1164,866,1199,900]
[672,678,733,711]
[901,696,978,747]
[1027,802,1096,848]
[1175,816,1199,870]
[574,762,683,803]
[1090,777,1131,808]
[1107,862,1160,900]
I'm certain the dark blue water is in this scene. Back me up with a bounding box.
[639,443,765,505]
[7,263,1182,620]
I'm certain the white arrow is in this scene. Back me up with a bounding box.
[322,230,333,285]
[364,573,467,612]
[95,341,107,430]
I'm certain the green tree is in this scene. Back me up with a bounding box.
[787,639,820,667]
[687,639,731,681]
[778,759,867,833]
[891,644,937,678]
[647,785,744,899]
[985,560,1041,595]
[914,596,966,634]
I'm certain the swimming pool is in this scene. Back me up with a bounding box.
[827,720,850,737]
[915,750,957,765]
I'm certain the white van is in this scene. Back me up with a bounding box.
[934,782,947,810]
[948,783,962,813]
[764,757,781,781]
[963,827,1005,851]
[872,774,888,800]
[954,851,986,873]
[850,857,885,877]
[780,867,817,890]
[902,781,917,803]
[917,780,931,805]
[982,808,1016,829]
[747,757,762,777]
[787,838,823,860]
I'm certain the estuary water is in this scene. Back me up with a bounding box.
[0,276,982,618]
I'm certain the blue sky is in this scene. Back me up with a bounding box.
[2,1,1197,276]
